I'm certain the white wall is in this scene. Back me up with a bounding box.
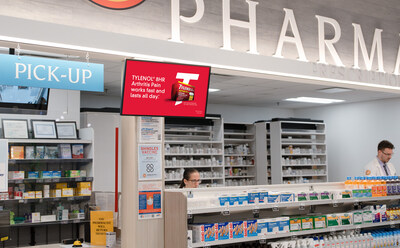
[207,103,294,123]
[80,94,121,109]
[294,98,400,182]
[0,89,80,136]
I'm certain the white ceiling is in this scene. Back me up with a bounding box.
[96,58,400,109]
[1,43,399,109]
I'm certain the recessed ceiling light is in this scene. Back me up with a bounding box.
[209,88,220,92]
[285,97,345,104]
[317,87,353,93]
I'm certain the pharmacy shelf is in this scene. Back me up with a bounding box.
[282,174,327,177]
[165,140,220,144]
[224,154,255,157]
[281,131,326,135]
[8,177,93,184]
[282,143,326,145]
[165,166,223,169]
[0,196,91,203]
[282,164,326,167]
[8,139,91,144]
[282,153,326,156]
[165,177,224,182]
[225,175,256,179]
[224,138,255,142]
[187,195,400,214]
[12,219,89,227]
[165,153,223,156]
[8,158,93,164]
[225,165,255,168]
[224,132,255,136]
[189,220,400,247]
[165,129,211,133]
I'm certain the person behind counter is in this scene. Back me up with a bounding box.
[179,168,201,188]
[364,140,397,176]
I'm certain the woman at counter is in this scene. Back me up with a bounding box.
[179,168,201,188]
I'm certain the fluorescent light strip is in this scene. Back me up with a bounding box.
[285,97,345,104]
[208,88,220,92]
[1,35,400,92]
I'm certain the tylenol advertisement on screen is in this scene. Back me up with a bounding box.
[121,60,211,118]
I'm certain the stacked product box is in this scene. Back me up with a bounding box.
[189,218,290,244]
[75,182,92,196]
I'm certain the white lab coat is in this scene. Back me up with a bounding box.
[364,157,396,176]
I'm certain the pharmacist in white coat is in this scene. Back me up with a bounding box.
[364,140,397,176]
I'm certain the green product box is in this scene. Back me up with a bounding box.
[297,192,308,201]
[313,216,326,229]
[65,170,80,178]
[320,191,331,200]
[353,211,363,225]
[327,214,340,227]
[341,190,352,199]
[301,217,314,230]
[363,210,373,223]
[289,218,302,232]
[340,213,353,225]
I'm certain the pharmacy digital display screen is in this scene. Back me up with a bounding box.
[0,86,49,114]
[121,60,210,118]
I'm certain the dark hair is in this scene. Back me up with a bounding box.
[378,140,395,151]
[179,168,199,188]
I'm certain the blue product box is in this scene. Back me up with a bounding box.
[280,193,295,202]
[219,195,230,206]
[267,219,279,234]
[27,171,39,179]
[231,221,245,239]
[51,171,62,178]
[259,191,268,203]
[257,219,269,234]
[246,220,258,237]
[203,224,216,242]
[217,222,230,240]
[267,193,280,203]
[248,191,259,204]
[238,194,248,205]
[41,171,52,178]
[278,217,290,233]
[229,195,238,206]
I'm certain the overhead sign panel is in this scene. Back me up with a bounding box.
[0,54,104,92]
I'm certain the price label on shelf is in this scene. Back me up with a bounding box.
[299,203,305,211]
[332,200,338,207]
[61,220,69,224]
[252,205,260,214]
[44,179,52,183]
[259,239,266,244]
[15,180,23,184]
[272,205,279,212]
[221,207,230,216]
[52,178,60,183]
[73,219,81,223]
[390,221,396,228]
[76,177,83,182]
[67,197,74,201]
[353,199,359,206]
[36,179,43,183]
[204,242,211,247]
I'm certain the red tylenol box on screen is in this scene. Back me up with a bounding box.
[121,60,211,118]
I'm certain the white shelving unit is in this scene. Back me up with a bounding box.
[165,182,400,248]
[1,127,94,245]
[223,123,256,187]
[270,119,327,184]
[164,116,224,189]
[255,121,271,185]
